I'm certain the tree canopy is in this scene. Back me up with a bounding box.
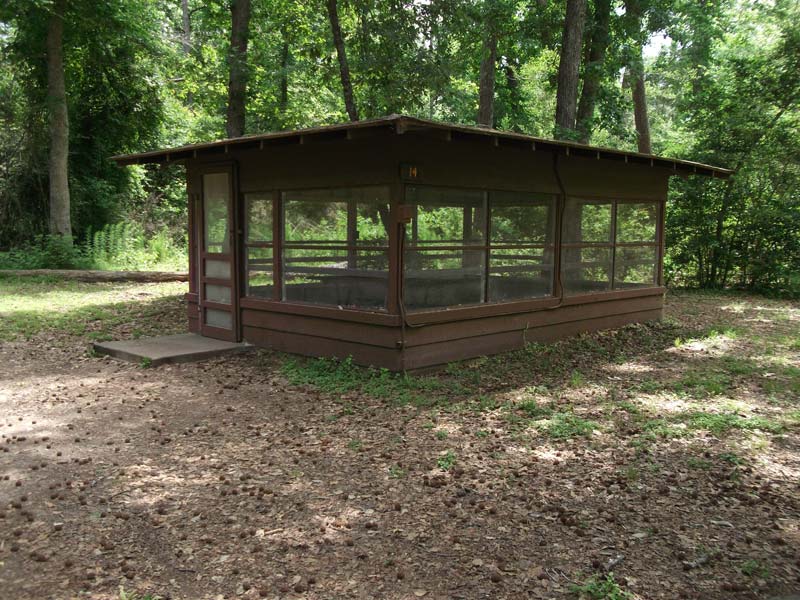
[0,0,797,293]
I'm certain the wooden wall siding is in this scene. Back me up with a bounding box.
[191,133,671,200]
[393,134,561,194]
[242,326,402,370]
[557,154,670,201]
[402,307,663,371]
[217,137,399,193]
[239,292,663,370]
[240,309,400,349]
[402,291,664,347]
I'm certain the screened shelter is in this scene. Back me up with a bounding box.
[113,115,731,370]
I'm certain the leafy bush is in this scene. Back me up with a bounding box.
[0,235,91,270]
[0,223,187,272]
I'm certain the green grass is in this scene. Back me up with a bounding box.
[740,558,769,578]
[0,275,186,342]
[672,371,732,398]
[518,399,553,418]
[538,412,597,439]
[677,411,785,435]
[281,356,465,408]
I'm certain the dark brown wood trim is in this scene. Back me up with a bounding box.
[202,277,234,287]
[610,200,618,289]
[272,189,282,301]
[201,322,237,342]
[238,296,400,326]
[386,180,401,314]
[203,300,235,311]
[242,326,402,370]
[403,286,665,326]
[657,199,666,286]
[560,286,665,306]
[241,309,401,348]
[402,307,663,370]
[405,296,561,325]
[403,294,664,347]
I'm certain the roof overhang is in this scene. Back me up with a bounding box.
[111,114,733,179]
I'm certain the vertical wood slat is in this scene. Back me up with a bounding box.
[232,164,242,342]
[188,189,198,295]
[272,189,282,301]
[610,200,618,290]
[552,167,565,299]
[657,199,666,286]
[386,181,402,315]
[346,198,358,269]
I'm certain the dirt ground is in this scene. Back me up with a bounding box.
[0,279,798,600]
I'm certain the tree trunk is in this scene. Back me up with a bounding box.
[46,0,72,239]
[279,34,289,114]
[554,0,587,139]
[181,0,193,107]
[576,0,611,144]
[624,0,651,154]
[477,32,497,127]
[327,0,359,121]
[225,0,251,138]
[181,0,191,55]
[630,58,651,153]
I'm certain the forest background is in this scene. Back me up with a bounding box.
[0,0,797,293]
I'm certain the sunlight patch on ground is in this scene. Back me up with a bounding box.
[0,282,186,316]
[528,447,575,463]
[720,302,749,314]
[752,305,800,318]
[606,362,656,375]
[751,450,800,493]
[671,335,736,355]
[120,462,205,508]
[636,393,696,414]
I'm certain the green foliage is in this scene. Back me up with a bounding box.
[437,450,457,471]
[571,573,632,600]
[0,0,797,299]
[662,0,800,295]
[539,412,598,439]
[0,224,186,271]
[280,356,463,408]
[740,558,769,578]
[678,411,785,435]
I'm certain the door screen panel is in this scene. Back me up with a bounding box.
[198,169,237,341]
[203,173,231,253]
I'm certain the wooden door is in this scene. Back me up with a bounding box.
[198,167,239,342]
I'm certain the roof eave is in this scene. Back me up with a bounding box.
[111,114,733,178]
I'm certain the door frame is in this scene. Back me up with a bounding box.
[197,162,241,342]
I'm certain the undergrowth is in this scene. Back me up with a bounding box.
[0,223,186,272]
[571,572,633,599]
[281,356,464,407]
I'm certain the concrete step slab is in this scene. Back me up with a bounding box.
[93,333,252,367]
